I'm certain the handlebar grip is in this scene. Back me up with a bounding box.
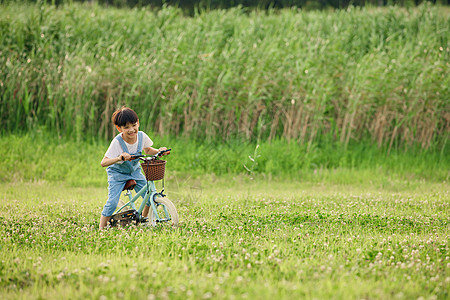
[158,148,172,156]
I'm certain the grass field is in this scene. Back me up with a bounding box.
[1,176,449,299]
[1,2,449,298]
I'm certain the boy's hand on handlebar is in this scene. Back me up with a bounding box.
[158,147,171,156]
[119,152,132,161]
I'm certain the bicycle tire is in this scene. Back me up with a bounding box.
[149,195,179,227]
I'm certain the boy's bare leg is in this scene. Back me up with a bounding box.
[142,205,150,218]
[99,215,111,230]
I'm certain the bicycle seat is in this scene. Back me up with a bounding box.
[123,180,137,191]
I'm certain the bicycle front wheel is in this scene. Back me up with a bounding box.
[149,195,179,227]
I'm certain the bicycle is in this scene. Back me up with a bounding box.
[109,149,179,228]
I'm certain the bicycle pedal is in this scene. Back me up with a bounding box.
[140,217,149,223]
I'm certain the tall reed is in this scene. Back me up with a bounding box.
[0,2,448,150]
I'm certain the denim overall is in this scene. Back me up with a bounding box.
[101,131,148,217]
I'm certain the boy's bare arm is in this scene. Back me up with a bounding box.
[100,153,131,167]
[143,147,159,155]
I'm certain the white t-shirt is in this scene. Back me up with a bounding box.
[104,132,153,163]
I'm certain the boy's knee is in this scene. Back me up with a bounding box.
[102,194,121,217]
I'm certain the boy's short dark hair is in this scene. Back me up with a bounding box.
[112,106,138,127]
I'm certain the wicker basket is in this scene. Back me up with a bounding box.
[141,159,166,181]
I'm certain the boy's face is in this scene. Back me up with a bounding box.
[116,120,139,140]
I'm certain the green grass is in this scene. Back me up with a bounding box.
[0,134,448,187]
[1,179,448,299]
[0,133,448,299]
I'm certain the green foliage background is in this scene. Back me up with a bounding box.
[8,0,450,10]
[0,2,448,184]
[0,2,448,150]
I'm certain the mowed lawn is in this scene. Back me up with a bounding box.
[0,177,449,299]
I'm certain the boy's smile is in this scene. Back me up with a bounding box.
[117,121,139,144]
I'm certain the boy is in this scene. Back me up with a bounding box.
[99,106,168,230]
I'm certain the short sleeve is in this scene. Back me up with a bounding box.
[104,137,123,159]
[141,132,153,149]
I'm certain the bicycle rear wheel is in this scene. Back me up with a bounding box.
[149,195,179,227]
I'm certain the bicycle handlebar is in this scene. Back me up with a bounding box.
[131,148,171,160]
